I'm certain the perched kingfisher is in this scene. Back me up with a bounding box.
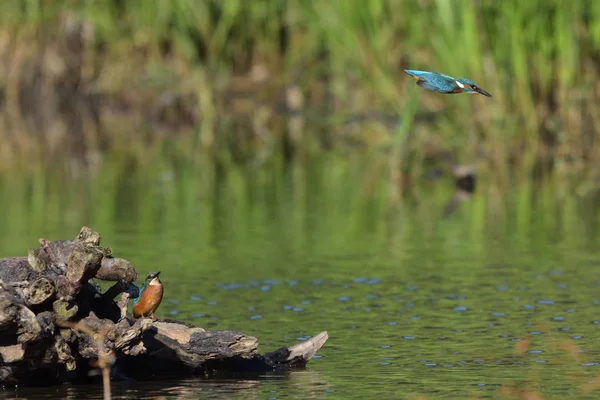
[404,70,492,97]
[133,271,164,319]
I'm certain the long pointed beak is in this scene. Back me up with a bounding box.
[155,271,161,277]
[475,87,492,98]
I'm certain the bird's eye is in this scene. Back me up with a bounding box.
[470,84,477,89]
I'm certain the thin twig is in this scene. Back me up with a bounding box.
[59,321,113,400]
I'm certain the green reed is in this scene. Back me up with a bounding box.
[0,0,598,191]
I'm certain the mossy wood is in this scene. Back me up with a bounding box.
[0,227,328,386]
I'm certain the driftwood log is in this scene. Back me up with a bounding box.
[0,227,328,387]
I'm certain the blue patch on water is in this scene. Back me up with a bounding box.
[535,360,546,363]
[594,321,600,324]
[403,335,416,340]
[209,316,219,320]
[169,310,178,315]
[424,363,437,367]
[217,283,243,290]
[247,306,255,311]
[367,294,378,299]
[379,362,391,366]
[261,285,271,292]
[529,331,542,335]
[406,301,415,308]
[552,316,565,321]
[352,277,367,283]
[292,307,304,312]
[192,313,205,318]
[583,363,597,367]
[567,309,576,313]
[411,316,421,321]
[287,280,298,286]
[537,300,555,305]
[283,305,293,310]
[593,300,600,305]
[190,296,202,301]
[302,300,312,304]
[168,299,179,305]
[528,350,543,354]
[496,285,509,291]
[337,296,350,302]
[207,301,217,306]
[491,312,506,317]
[324,389,335,393]
[477,384,486,387]
[313,279,324,285]
[524,304,535,309]
[250,315,262,320]
[381,345,391,349]
[454,306,468,312]
[556,284,567,289]
[561,327,571,331]
[406,285,418,291]
[365,308,372,313]
[388,321,398,326]
[367,279,381,285]
[573,335,583,339]
[312,355,322,359]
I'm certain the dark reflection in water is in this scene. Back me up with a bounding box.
[0,372,331,400]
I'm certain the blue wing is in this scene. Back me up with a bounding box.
[404,70,457,93]
[133,282,146,305]
[416,80,445,92]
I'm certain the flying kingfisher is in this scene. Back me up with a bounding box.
[133,271,164,319]
[404,70,492,97]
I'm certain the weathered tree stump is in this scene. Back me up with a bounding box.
[0,227,328,387]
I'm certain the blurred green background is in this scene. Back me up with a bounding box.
[0,0,598,195]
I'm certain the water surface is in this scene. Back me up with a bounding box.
[0,156,599,399]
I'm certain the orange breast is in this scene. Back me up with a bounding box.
[133,285,164,318]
